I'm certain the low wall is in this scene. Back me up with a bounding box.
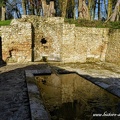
[1,16,120,64]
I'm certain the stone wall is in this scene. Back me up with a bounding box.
[62,26,109,63]
[105,29,120,63]
[19,16,63,62]
[1,16,120,64]
[62,24,76,62]
[77,27,109,63]
[1,20,32,63]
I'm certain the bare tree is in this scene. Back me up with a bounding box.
[27,0,42,15]
[58,0,68,17]
[22,0,26,15]
[106,0,120,22]
[88,0,96,20]
[6,1,21,19]
[0,0,6,21]
[66,0,75,18]
[78,0,90,20]
[108,0,112,18]
[41,0,55,17]
[110,0,120,21]
[103,0,108,17]
[98,0,101,20]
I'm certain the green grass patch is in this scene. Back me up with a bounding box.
[0,20,11,26]
[64,18,120,29]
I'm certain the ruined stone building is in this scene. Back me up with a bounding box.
[0,15,120,64]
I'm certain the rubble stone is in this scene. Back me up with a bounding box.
[0,16,120,64]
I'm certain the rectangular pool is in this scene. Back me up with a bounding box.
[34,73,120,120]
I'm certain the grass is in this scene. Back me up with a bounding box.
[0,18,120,29]
[64,18,120,29]
[0,20,11,26]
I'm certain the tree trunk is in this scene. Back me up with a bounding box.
[66,0,75,18]
[36,0,42,15]
[88,0,92,20]
[98,0,101,20]
[1,6,6,21]
[93,0,97,20]
[88,0,95,20]
[29,0,35,15]
[49,1,55,17]
[62,0,68,17]
[59,0,68,17]
[105,0,120,22]
[108,0,112,18]
[41,0,47,16]
[22,0,26,15]
[78,0,90,20]
[110,0,120,21]
[104,0,108,17]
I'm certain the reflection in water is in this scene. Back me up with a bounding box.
[35,73,120,120]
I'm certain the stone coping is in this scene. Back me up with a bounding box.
[25,69,51,120]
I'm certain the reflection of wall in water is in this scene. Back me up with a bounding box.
[35,73,120,112]
[35,74,62,110]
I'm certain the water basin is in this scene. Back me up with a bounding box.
[34,73,120,120]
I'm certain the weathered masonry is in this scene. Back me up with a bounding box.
[1,16,120,63]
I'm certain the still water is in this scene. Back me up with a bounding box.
[35,73,120,120]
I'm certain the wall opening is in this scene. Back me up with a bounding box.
[40,38,47,44]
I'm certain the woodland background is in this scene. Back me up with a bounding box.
[0,0,120,22]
